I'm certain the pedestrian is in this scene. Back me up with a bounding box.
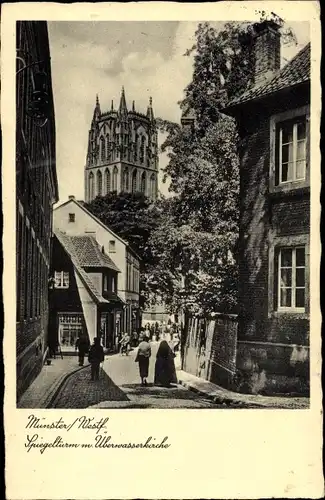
[75,335,90,366]
[132,330,138,347]
[120,332,130,355]
[154,340,177,388]
[135,334,151,386]
[88,337,105,381]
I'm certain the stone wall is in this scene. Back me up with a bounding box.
[236,341,310,396]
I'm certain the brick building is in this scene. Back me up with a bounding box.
[16,21,59,401]
[53,196,141,336]
[224,21,310,394]
[84,88,158,203]
[49,231,123,352]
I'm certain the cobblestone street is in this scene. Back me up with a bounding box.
[49,341,216,409]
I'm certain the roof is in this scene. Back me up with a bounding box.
[55,230,109,304]
[68,235,120,272]
[226,42,310,109]
[54,197,142,262]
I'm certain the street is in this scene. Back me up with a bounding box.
[51,341,216,409]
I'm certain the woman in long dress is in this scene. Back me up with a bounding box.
[135,335,151,385]
[154,340,177,387]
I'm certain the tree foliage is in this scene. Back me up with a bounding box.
[151,15,296,316]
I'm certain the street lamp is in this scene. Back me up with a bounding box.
[16,54,51,127]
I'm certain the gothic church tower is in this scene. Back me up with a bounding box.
[85,87,159,203]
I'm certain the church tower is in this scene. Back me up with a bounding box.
[85,87,159,203]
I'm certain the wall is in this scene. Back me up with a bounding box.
[236,341,310,395]
[237,90,310,346]
[182,315,238,390]
[16,21,58,402]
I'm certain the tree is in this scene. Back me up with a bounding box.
[84,191,161,309]
[152,15,296,319]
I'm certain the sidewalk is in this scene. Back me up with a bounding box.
[18,357,84,409]
[177,370,310,409]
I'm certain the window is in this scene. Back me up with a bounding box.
[150,173,156,200]
[69,213,75,223]
[103,274,108,292]
[109,240,116,253]
[55,271,69,289]
[270,107,309,192]
[100,136,105,162]
[123,168,129,191]
[105,168,110,194]
[132,169,137,193]
[112,166,118,191]
[89,172,94,200]
[277,118,306,184]
[140,136,146,164]
[278,247,305,311]
[106,134,110,159]
[97,170,102,196]
[140,171,146,194]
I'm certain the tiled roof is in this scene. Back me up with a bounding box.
[227,42,310,108]
[68,235,120,272]
[55,231,108,304]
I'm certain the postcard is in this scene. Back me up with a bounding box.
[2,1,323,498]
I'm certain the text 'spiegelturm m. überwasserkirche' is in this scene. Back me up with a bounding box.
[85,87,158,203]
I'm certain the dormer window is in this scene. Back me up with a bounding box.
[68,213,75,223]
[109,240,116,253]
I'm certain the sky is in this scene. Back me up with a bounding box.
[48,21,310,204]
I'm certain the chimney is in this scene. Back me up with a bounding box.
[68,195,75,200]
[253,20,281,86]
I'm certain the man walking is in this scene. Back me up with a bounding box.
[88,337,105,381]
[75,335,90,366]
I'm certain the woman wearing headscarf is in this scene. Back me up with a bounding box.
[154,340,177,387]
[135,335,151,386]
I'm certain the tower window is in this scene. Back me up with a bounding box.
[140,136,146,164]
[123,168,129,191]
[100,136,105,162]
[141,171,146,194]
[97,170,102,196]
[105,168,111,194]
[112,166,118,191]
[132,169,137,193]
[150,173,156,200]
[89,172,94,201]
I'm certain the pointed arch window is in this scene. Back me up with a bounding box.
[132,169,137,193]
[112,166,118,191]
[150,173,156,200]
[100,136,105,162]
[97,170,102,196]
[123,168,129,192]
[140,136,146,164]
[89,172,94,201]
[105,168,111,194]
[140,171,146,194]
[106,134,110,160]
[134,134,138,162]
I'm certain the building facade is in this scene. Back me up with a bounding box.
[49,231,122,351]
[224,21,310,394]
[16,21,59,401]
[53,197,141,336]
[84,88,159,203]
